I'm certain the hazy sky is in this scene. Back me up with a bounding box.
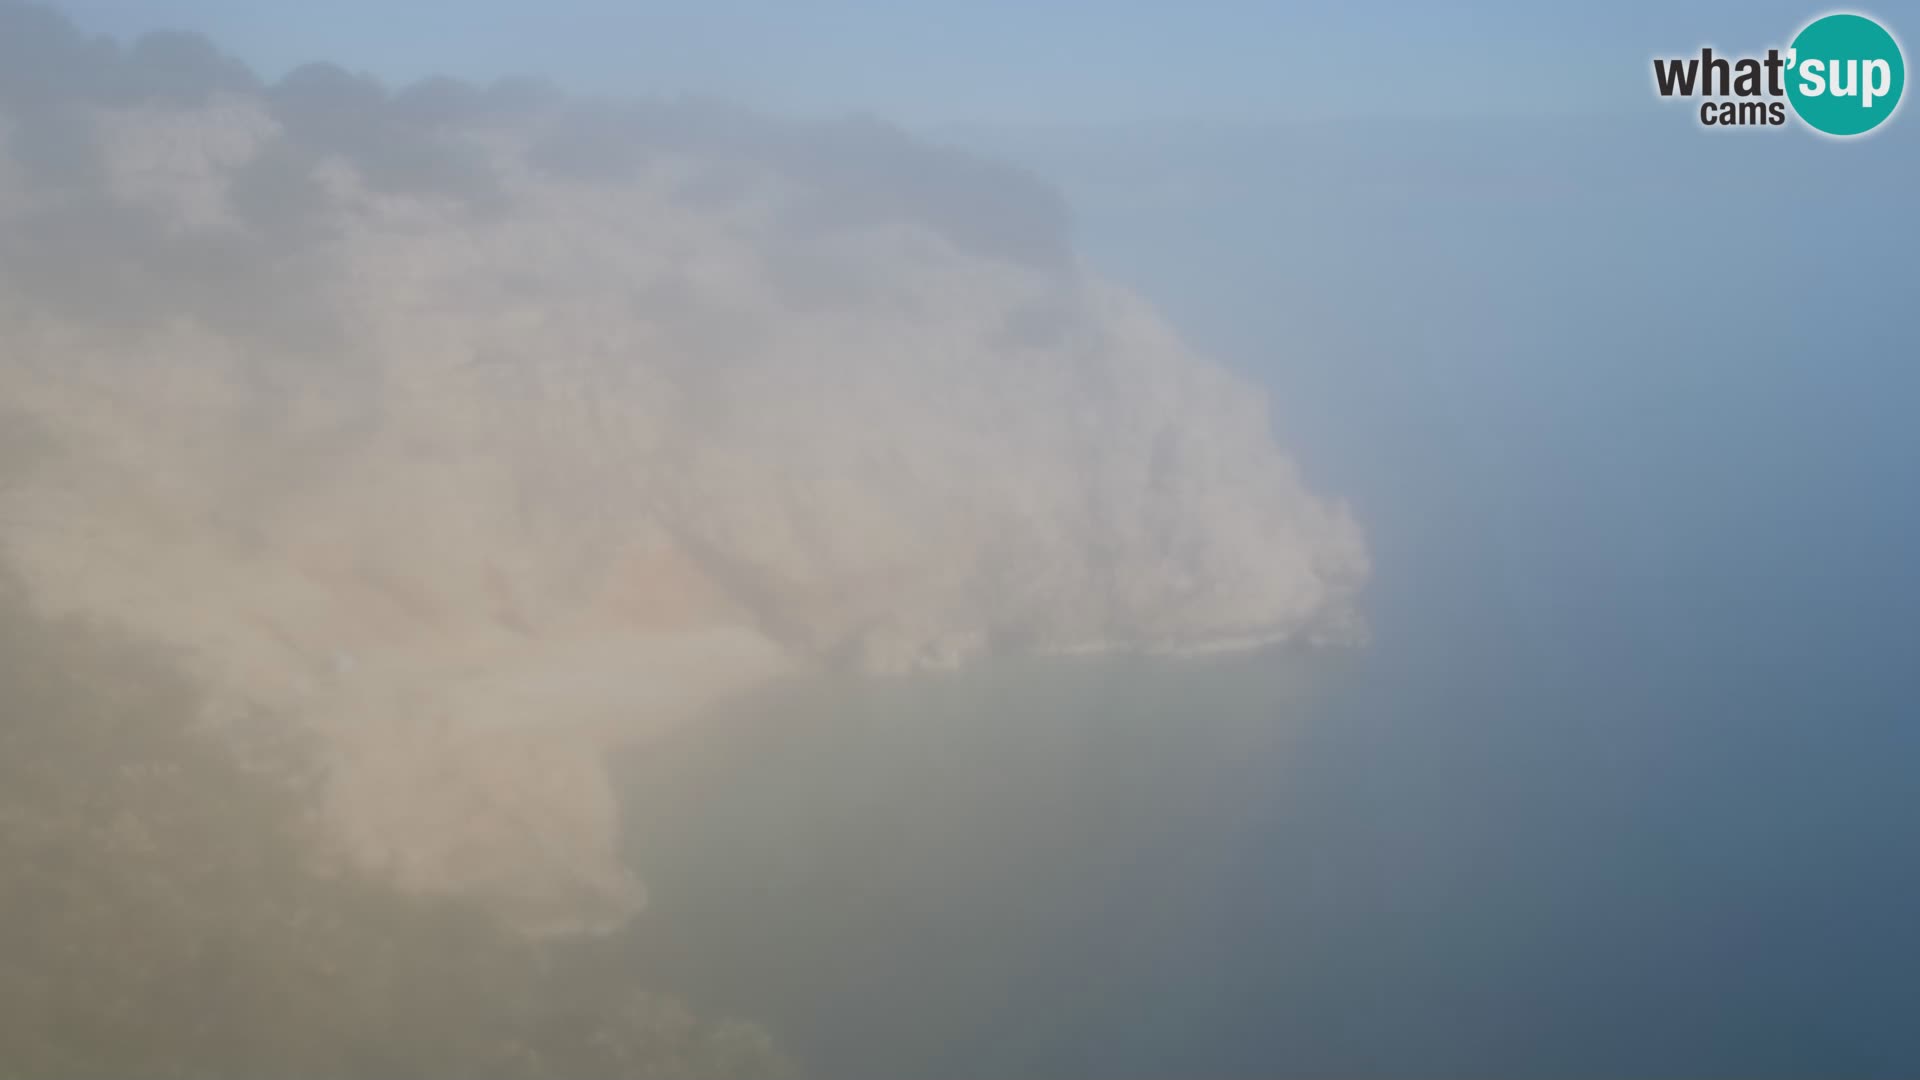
[47,0,1845,125]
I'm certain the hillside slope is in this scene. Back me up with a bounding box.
[0,3,1366,931]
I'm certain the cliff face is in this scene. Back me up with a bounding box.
[0,24,1366,932]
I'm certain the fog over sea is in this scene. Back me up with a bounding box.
[616,119,1920,1079]
[4,2,1916,1074]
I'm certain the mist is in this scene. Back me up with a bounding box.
[616,117,1920,1077]
[0,0,1363,940]
[4,2,1919,1078]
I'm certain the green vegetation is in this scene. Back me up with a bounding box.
[0,577,784,1079]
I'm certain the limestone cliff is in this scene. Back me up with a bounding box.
[0,16,1366,932]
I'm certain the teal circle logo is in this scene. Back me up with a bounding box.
[1787,13,1905,136]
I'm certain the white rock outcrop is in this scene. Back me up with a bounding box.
[0,52,1366,931]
